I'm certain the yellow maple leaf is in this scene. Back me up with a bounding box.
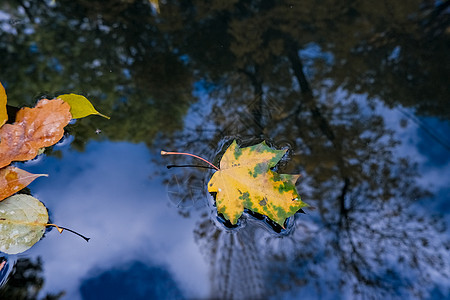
[207,140,308,226]
[162,140,308,227]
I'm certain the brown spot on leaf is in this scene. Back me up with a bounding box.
[259,197,268,206]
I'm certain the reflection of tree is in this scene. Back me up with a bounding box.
[0,0,193,149]
[0,257,64,300]
[184,89,449,298]
[0,0,448,298]
[161,1,449,298]
[2,1,447,146]
[327,1,450,119]
[194,217,266,299]
[161,0,449,120]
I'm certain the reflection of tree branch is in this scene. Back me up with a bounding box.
[238,68,265,134]
[286,40,340,152]
[426,0,450,24]
[286,39,354,229]
[0,257,64,299]
[15,0,34,22]
[194,219,266,299]
[397,108,450,151]
[155,3,449,298]
[286,38,393,292]
[339,200,403,296]
[282,39,445,294]
[285,40,312,96]
[338,177,350,229]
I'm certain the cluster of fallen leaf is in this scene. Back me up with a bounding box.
[0,82,107,254]
[0,83,108,201]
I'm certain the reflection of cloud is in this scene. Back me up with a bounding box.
[21,141,208,300]
[375,101,450,213]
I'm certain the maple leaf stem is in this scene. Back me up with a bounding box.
[166,164,217,170]
[161,151,219,171]
[47,223,90,242]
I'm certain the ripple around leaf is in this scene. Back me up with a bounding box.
[208,140,308,226]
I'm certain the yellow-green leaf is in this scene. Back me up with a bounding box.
[208,140,308,226]
[57,93,110,119]
[0,194,48,254]
[0,82,7,127]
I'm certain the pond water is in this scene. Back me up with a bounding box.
[0,1,449,299]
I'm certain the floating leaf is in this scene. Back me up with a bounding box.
[207,140,308,226]
[0,166,48,201]
[0,82,7,127]
[0,98,72,168]
[57,94,110,119]
[0,194,48,254]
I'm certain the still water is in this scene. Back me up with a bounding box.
[1,1,449,299]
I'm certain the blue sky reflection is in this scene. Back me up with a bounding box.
[21,141,209,299]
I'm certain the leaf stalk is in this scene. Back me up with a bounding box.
[47,223,90,242]
[161,151,219,170]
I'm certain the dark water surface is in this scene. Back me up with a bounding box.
[0,1,449,299]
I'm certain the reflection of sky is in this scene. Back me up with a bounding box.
[0,81,447,300]
[19,141,209,299]
[369,97,450,297]
[0,13,447,297]
[390,111,450,222]
[2,96,448,299]
[372,98,450,213]
[266,91,450,299]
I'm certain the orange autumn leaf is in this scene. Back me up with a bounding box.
[0,98,72,168]
[0,166,48,201]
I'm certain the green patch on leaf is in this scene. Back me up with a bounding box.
[241,193,253,211]
[251,162,266,178]
[277,180,297,194]
[233,142,243,160]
